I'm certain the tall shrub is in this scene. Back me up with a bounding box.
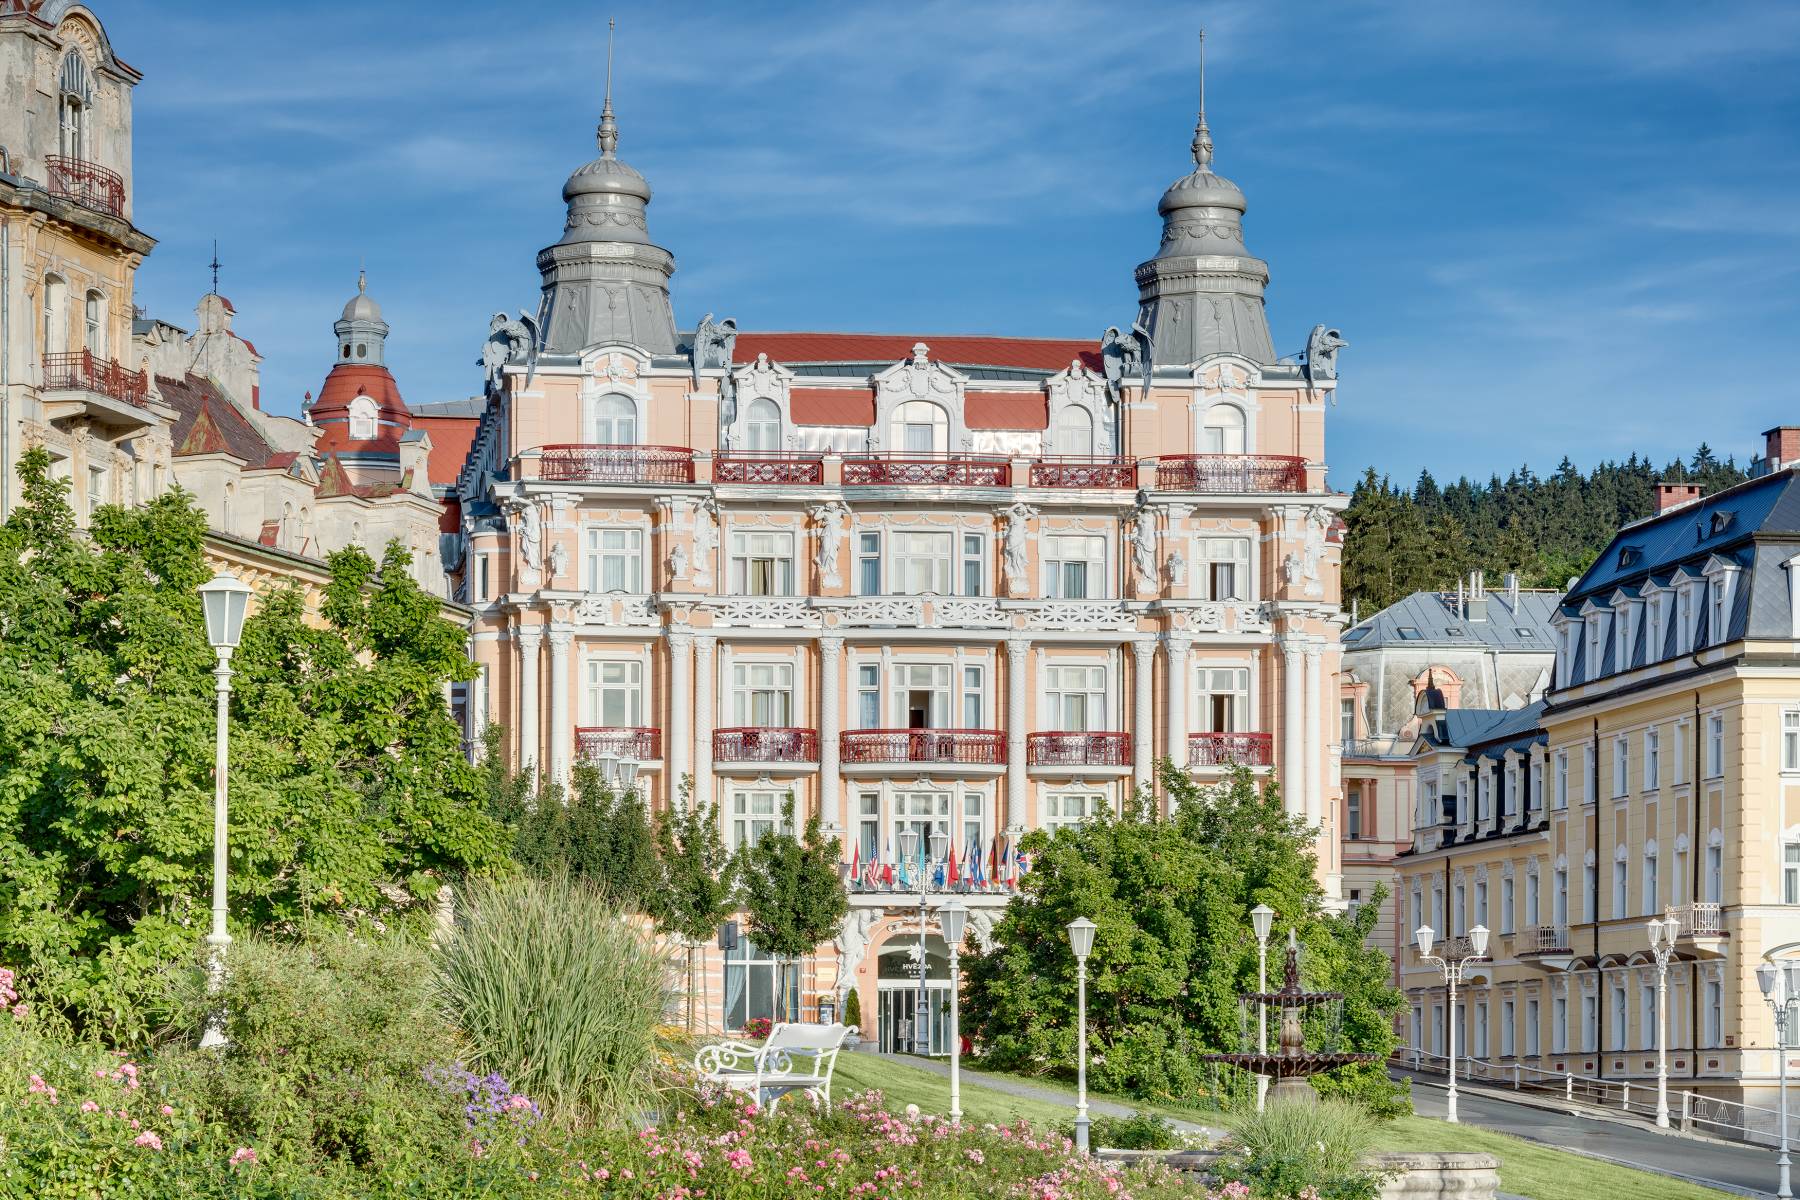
[648,783,738,1032]
[435,875,671,1125]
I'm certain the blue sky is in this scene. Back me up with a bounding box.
[109,1,1800,488]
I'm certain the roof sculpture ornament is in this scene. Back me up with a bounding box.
[694,313,739,417]
[481,310,539,402]
[1100,322,1153,402]
[1302,324,1348,389]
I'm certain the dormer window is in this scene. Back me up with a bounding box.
[348,395,379,441]
[1617,545,1643,570]
[893,400,947,454]
[744,398,781,452]
[1709,510,1735,538]
[591,394,638,445]
[58,51,93,161]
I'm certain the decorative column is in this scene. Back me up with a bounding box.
[517,625,542,785]
[548,627,574,790]
[1303,641,1324,830]
[1131,639,1155,794]
[819,635,844,830]
[668,630,693,798]
[1281,638,1306,820]
[694,634,718,809]
[1006,636,1031,830]
[1165,636,1191,770]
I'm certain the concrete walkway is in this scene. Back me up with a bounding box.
[1407,1075,1778,1198]
[871,1052,1224,1140]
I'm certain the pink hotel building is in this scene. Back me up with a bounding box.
[455,84,1350,1046]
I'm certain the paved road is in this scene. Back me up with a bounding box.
[1407,1076,1780,1198]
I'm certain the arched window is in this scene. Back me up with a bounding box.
[1054,406,1094,456]
[893,400,947,454]
[348,395,379,441]
[1201,404,1246,454]
[221,482,234,531]
[58,52,92,161]
[355,342,367,360]
[42,274,67,355]
[83,290,104,355]
[745,398,781,451]
[280,501,295,549]
[592,394,637,444]
[297,507,312,553]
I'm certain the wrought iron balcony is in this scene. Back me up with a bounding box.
[1027,456,1137,489]
[1026,731,1132,767]
[539,444,695,484]
[841,453,1010,487]
[840,728,1006,766]
[575,726,661,760]
[1667,903,1724,939]
[1155,454,1307,493]
[41,351,148,407]
[713,726,819,763]
[1188,731,1274,766]
[712,452,824,485]
[45,155,126,218]
[1521,924,1571,954]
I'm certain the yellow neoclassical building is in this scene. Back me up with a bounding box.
[1398,451,1800,1110]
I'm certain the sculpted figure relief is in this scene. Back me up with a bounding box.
[1303,325,1348,385]
[481,311,540,400]
[691,502,719,589]
[811,502,847,588]
[1131,507,1158,591]
[1000,503,1035,596]
[1100,321,1153,402]
[548,540,569,584]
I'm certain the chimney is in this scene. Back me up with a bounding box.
[1655,481,1703,514]
[1765,427,1800,473]
[1467,569,1488,622]
[1504,571,1519,611]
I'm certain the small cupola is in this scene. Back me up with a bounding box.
[334,271,389,366]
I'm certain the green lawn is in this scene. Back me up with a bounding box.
[836,1054,1737,1200]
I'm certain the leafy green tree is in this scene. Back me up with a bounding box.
[498,762,659,908]
[0,448,508,1040]
[737,796,848,1018]
[648,782,739,1031]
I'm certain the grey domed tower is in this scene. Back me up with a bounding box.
[335,270,390,364]
[1134,34,1276,368]
[535,32,679,357]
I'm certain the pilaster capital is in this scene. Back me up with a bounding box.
[666,628,694,650]
[1164,634,1193,655]
[1301,641,1323,661]
[548,627,575,651]
[819,633,845,655]
[1005,634,1032,662]
[694,632,718,656]
[515,624,544,648]
[1130,638,1158,661]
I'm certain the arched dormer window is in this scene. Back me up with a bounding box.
[1201,403,1245,454]
[745,398,781,451]
[84,290,104,355]
[1053,405,1094,456]
[41,274,68,355]
[348,395,379,441]
[58,51,93,161]
[591,394,637,445]
[893,400,947,454]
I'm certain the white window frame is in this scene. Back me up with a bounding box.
[1195,664,1252,734]
[583,526,645,593]
[583,656,645,728]
[1706,713,1724,778]
[728,787,790,852]
[1197,536,1251,602]
[1526,997,1541,1057]
[1555,750,1569,810]
[729,529,797,597]
[1613,736,1629,799]
[892,529,954,596]
[348,395,379,441]
[731,658,796,727]
[1500,874,1515,934]
[589,392,639,444]
[1643,841,1659,916]
[1042,790,1110,832]
[1646,727,1661,791]
[1042,662,1109,732]
[1042,534,1107,600]
[1784,709,1800,773]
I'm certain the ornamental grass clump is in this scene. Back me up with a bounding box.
[435,874,671,1126]
[1212,1097,1384,1200]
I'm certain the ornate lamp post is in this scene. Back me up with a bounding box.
[598,752,640,795]
[1415,922,1489,1123]
[1757,959,1800,1199]
[1250,903,1275,1112]
[1066,916,1097,1153]
[898,827,949,1054]
[1646,915,1679,1129]
[939,899,969,1123]
[196,570,252,1050]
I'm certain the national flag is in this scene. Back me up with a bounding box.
[946,844,959,887]
[848,844,860,884]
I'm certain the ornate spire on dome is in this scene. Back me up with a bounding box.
[596,18,618,157]
[335,269,389,365]
[1191,30,1213,170]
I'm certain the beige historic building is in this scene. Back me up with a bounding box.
[458,70,1352,1043]
[1397,448,1800,1109]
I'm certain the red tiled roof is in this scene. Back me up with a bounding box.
[310,363,409,420]
[160,373,278,466]
[790,387,875,427]
[231,330,259,358]
[733,332,1101,373]
[412,415,480,487]
[965,391,1047,431]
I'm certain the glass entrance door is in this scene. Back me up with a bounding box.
[878,983,950,1055]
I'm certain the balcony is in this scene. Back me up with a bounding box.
[842,453,1010,488]
[713,726,819,766]
[539,444,695,485]
[1518,923,1574,971]
[45,155,126,219]
[40,351,156,429]
[1028,456,1137,489]
[840,728,1006,768]
[1667,903,1728,957]
[1188,731,1274,767]
[575,726,661,761]
[1155,454,1307,493]
[1027,731,1132,769]
[712,452,824,485]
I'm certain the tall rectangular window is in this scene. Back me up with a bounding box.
[1340,698,1355,742]
[1553,996,1568,1052]
[732,661,794,726]
[961,534,986,597]
[1475,1001,1489,1059]
[1501,875,1515,933]
[1197,667,1250,733]
[584,527,644,593]
[857,794,880,866]
[1646,727,1660,790]
[728,789,787,852]
[1581,993,1597,1052]
[1704,980,1722,1047]
[1043,535,1105,600]
[960,793,984,855]
[1707,714,1724,778]
[1642,980,1658,1050]
[1643,850,1659,915]
[893,531,952,595]
[1609,980,1627,1051]
[961,665,985,728]
[856,664,881,728]
[1198,537,1250,601]
[1526,998,1541,1057]
[1043,792,1107,832]
[729,531,795,596]
[476,554,491,602]
[1674,722,1689,783]
[1526,869,1540,925]
[1785,710,1800,772]
[1454,883,1467,936]
[1501,999,1515,1058]
[1706,841,1723,903]
[1613,737,1629,798]
[1613,856,1628,918]
[1346,784,1363,841]
[857,532,881,594]
[1046,664,1107,731]
[1785,842,1800,905]
[1555,751,1569,810]
[583,659,642,726]
[1475,879,1489,927]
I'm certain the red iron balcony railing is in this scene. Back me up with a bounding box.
[575,726,662,760]
[1155,454,1307,493]
[841,454,1010,487]
[713,452,824,485]
[1026,731,1132,767]
[1188,731,1274,766]
[713,726,820,763]
[840,728,1006,766]
[41,351,148,407]
[45,155,126,219]
[539,444,695,484]
[1028,456,1138,489]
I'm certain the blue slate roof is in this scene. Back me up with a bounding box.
[1342,588,1562,651]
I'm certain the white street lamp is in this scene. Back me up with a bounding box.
[1250,904,1275,1112]
[897,828,947,1055]
[939,899,969,1123]
[1646,916,1679,1129]
[1758,958,1800,1198]
[1067,916,1097,1153]
[1416,923,1488,1123]
[196,569,251,1050]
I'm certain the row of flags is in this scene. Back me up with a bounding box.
[843,834,1034,892]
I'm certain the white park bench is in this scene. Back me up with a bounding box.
[692,1022,852,1113]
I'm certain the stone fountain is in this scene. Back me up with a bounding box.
[1202,929,1380,1104]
